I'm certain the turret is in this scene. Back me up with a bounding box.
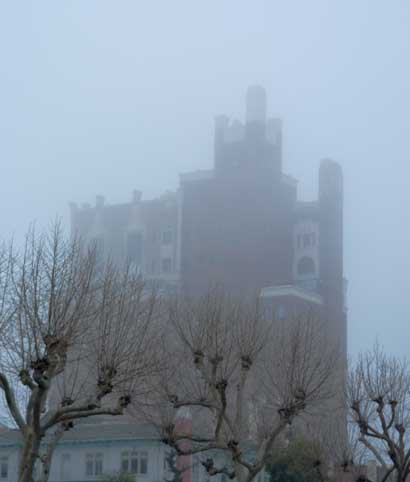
[213,86,282,177]
[245,84,267,139]
[319,159,343,285]
[318,159,347,442]
[318,159,346,352]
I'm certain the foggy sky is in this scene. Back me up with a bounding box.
[1,1,409,357]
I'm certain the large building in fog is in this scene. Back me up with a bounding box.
[71,86,346,353]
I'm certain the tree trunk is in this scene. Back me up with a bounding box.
[19,432,41,482]
[38,427,65,482]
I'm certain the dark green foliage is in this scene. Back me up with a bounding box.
[269,462,305,482]
[267,438,322,482]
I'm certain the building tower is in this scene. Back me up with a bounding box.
[70,86,347,359]
[180,86,294,296]
[319,159,346,355]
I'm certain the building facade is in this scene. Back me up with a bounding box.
[0,418,197,482]
[70,190,180,292]
[0,86,348,482]
[0,420,167,482]
[71,85,346,355]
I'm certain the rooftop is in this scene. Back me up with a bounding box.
[0,420,160,448]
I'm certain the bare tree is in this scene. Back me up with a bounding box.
[145,288,339,482]
[348,344,410,482]
[307,416,373,482]
[0,224,162,482]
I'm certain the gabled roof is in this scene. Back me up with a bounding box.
[0,420,160,448]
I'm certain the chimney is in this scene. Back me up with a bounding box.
[246,85,267,125]
[132,190,142,203]
[245,85,267,141]
[96,195,105,208]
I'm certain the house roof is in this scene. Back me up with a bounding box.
[0,420,161,448]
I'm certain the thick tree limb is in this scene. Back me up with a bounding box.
[0,372,25,429]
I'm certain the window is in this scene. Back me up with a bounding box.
[161,257,172,273]
[140,452,148,474]
[126,231,143,265]
[311,232,316,246]
[162,229,173,245]
[297,256,315,276]
[298,232,316,249]
[0,457,8,479]
[61,453,71,480]
[121,451,148,475]
[85,453,103,477]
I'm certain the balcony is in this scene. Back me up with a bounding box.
[295,278,319,293]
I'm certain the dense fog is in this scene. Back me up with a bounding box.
[1,1,409,357]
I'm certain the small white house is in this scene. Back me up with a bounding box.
[0,418,270,482]
[0,419,173,482]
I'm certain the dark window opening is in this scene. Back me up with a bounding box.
[162,258,172,273]
[297,256,315,275]
[121,451,148,475]
[85,453,103,477]
[303,233,311,248]
[126,231,143,265]
[162,229,173,245]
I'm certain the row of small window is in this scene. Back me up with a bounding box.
[126,230,174,260]
[140,257,174,275]
[92,233,174,274]
[59,451,149,479]
[124,257,174,275]
[130,229,174,246]
[0,451,152,480]
[87,451,148,477]
[296,232,316,249]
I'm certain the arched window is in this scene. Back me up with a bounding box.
[297,256,315,276]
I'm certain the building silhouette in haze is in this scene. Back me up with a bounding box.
[70,86,346,355]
